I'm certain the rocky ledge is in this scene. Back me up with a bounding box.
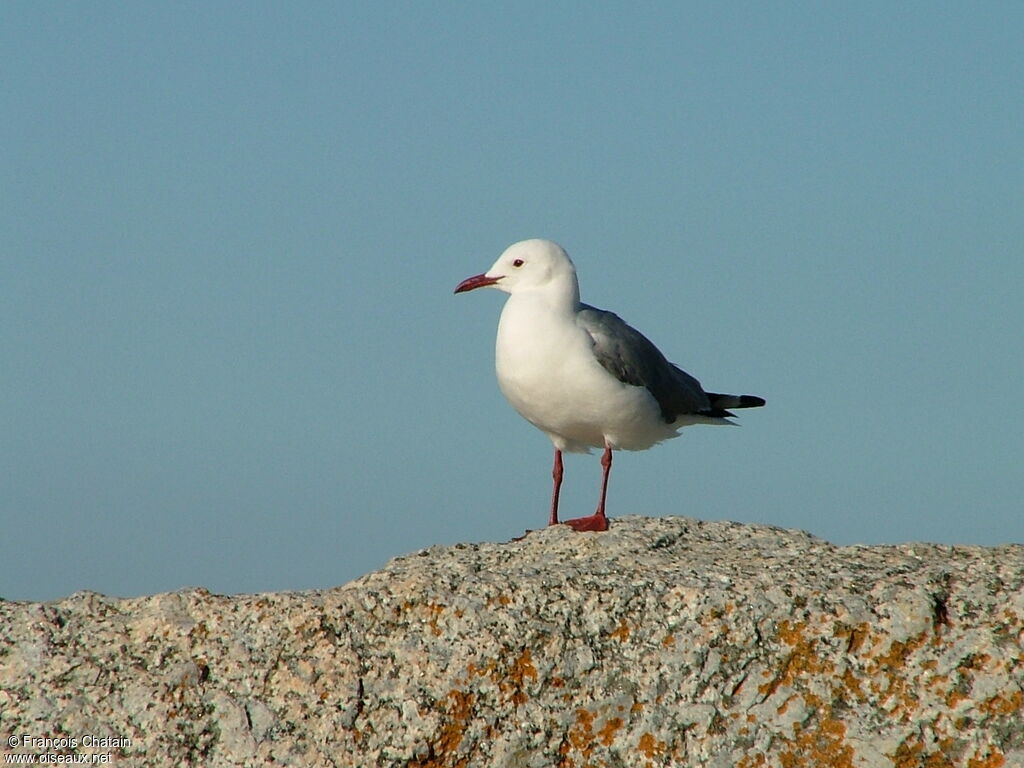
[1,517,1022,767]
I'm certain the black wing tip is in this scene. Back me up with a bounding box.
[706,393,766,410]
[705,408,737,419]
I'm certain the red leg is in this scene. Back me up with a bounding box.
[548,449,563,526]
[563,445,612,532]
[596,445,612,517]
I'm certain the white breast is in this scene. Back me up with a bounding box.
[494,294,676,453]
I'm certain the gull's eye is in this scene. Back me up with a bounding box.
[512,259,524,267]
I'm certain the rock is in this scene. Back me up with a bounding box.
[1,516,1022,767]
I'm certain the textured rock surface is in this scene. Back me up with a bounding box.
[2,516,1023,767]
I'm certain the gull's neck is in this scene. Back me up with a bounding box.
[510,274,581,317]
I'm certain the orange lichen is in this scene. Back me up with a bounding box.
[871,631,930,672]
[946,688,969,709]
[759,621,831,698]
[566,708,596,760]
[466,649,537,706]
[409,689,475,768]
[839,667,865,700]
[749,619,867,768]
[777,694,797,715]
[865,631,932,715]
[426,602,445,636]
[609,619,631,642]
[980,689,1023,716]
[890,736,960,768]
[961,653,992,670]
[737,753,767,768]
[778,619,808,646]
[557,738,572,768]
[779,717,854,768]
[967,749,1006,768]
[568,708,629,759]
[500,648,538,706]
[597,716,623,746]
[637,732,666,759]
[834,621,871,654]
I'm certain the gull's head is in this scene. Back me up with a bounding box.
[454,239,577,296]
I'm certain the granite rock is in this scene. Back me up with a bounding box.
[2,516,1022,767]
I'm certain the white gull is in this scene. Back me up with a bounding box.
[455,238,765,532]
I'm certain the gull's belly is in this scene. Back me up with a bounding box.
[495,308,672,452]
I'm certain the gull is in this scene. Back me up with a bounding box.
[455,239,765,532]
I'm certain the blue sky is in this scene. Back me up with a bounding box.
[3,3,1021,601]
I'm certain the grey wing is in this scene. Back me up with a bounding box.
[576,304,714,422]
